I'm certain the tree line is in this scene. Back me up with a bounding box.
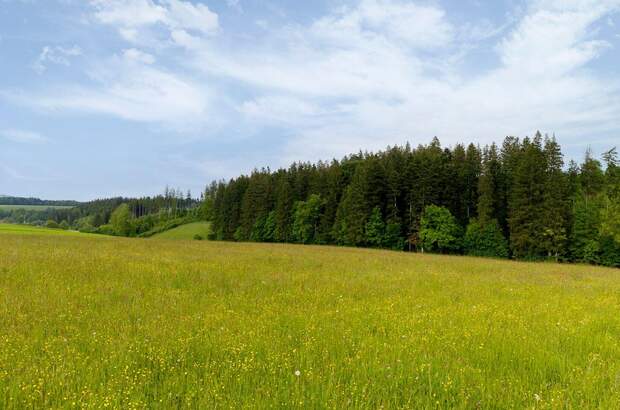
[0,187,202,236]
[204,134,620,267]
[0,196,80,207]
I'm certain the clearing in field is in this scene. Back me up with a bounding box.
[0,223,97,237]
[151,221,211,240]
[1,231,619,408]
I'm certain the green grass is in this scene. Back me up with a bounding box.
[1,232,619,408]
[151,221,211,240]
[0,223,96,237]
[0,204,73,211]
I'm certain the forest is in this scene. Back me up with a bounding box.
[2,133,618,267]
[0,188,203,237]
[0,196,79,207]
[204,133,620,267]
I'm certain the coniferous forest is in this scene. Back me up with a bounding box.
[204,133,620,267]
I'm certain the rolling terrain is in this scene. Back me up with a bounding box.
[151,221,211,240]
[0,223,96,237]
[0,230,619,408]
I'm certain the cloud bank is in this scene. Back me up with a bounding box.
[9,0,620,164]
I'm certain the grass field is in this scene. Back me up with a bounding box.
[0,223,101,237]
[0,204,73,211]
[1,232,619,408]
[0,223,97,237]
[152,222,211,240]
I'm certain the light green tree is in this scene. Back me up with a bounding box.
[110,203,133,236]
[419,205,462,253]
[292,194,325,244]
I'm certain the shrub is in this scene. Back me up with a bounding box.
[46,220,60,229]
[97,224,116,236]
[464,219,509,258]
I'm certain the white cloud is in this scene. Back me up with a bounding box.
[316,0,454,50]
[8,0,620,162]
[0,129,47,143]
[28,56,210,127]
[170,0,617,163]
[33,45,81,74]
[91,0,218,41]
[164,0,218,34]
[239,96,325,126]
[497,8,612,76]
[186,1,453,100]
[123,48,155,64]
[91,0,167,28]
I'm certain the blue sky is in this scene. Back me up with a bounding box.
[1,0,619,200]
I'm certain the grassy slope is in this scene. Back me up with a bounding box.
[1,233,619,408]
[0,204,73,210]
[0,223,95,237]
[151,221,211,240]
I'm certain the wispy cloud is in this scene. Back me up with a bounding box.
[6,0,620,162]
[90,0,218,44]
[33,45,81,74]
[18,50,211,129]
[188,0,620,160]
[0,129,47,143]
[225,0,242,12]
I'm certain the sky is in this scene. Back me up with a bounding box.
[1,0,619,200]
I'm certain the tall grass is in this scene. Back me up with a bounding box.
[1,232,619,408]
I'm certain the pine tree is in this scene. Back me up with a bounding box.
[333,168,367,246]
[239,171,273,240]
[365,206,385,248]
[568,150,606,262]
[263,211,277,242]
[508,134,546,259]
[580,148,605,198]
[477,143,503,224]
[384,213,405,250]
[464,143,482,221]
[603,147,619,199]
[570,192,602,263]
[540,135,569,259]
[273,172,293,242]
[317,161,345,244]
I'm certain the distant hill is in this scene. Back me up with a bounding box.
[0,196,80,207]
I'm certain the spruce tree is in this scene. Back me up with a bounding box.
[508,134,546,259]
[477,143,503,224]
[365,206,386,248]
[274,172,293,242]
[333,168,368,246]
[540,135,569,259]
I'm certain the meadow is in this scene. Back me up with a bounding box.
[0,223,98,237]
[152,222,211,240]
[1,227,620,408]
